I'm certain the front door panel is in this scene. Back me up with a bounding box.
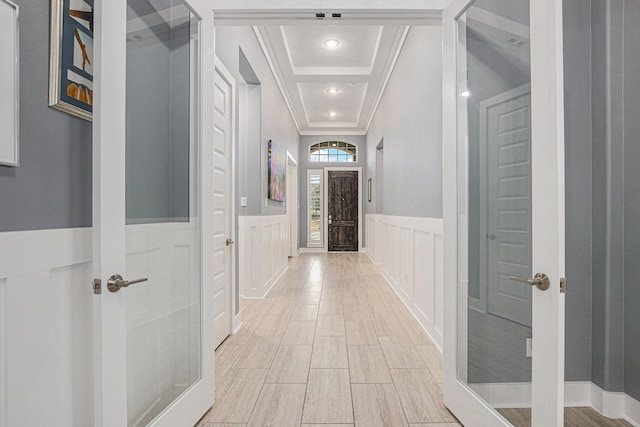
[328,171,358,251]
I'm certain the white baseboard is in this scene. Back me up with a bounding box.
[379,215,445,349]
[232,321,243,335]
[299,247,326,253]
[381,270,443,353]
[365,249,377,265]
[467,381,640,426]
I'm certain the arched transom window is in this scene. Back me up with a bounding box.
[309,141,357,163]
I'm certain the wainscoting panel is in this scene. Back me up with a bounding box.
[238,215,289,299]
[379,216,445,349]
[365,214,383,264]
[0,228,94,427]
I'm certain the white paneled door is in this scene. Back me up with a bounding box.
[92,1,215,426]
[213,59,235,349]
[443,0,566,426]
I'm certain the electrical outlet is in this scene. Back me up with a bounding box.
[526,338,532,357]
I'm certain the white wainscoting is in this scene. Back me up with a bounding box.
[238,215,289,299]
[0,228,94,427]
[378,215,445,349]
[365,214,383,265]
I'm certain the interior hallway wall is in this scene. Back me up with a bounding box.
[622,0,640,401]
[366,26,443,219]
[0,0,92,232]
[215,26,300,217]
[215,26,300,302]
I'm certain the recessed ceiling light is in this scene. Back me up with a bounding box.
[327,88,338,95]
[324,39,340,49]
[329,112,337,117]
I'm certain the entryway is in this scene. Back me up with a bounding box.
[327,170,359,251]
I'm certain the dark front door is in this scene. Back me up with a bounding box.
[328,171,358,251]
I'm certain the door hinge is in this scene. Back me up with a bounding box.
[560,277,567,294]
[93,278,102,295]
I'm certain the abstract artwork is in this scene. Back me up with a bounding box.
[49,0,93,121]
[268,140,285,202]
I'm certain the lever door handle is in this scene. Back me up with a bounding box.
[510,273,550,291]
[226,238,235,246]
[107,274,148,293]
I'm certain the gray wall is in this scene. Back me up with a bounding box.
[563,0,594,382]
[298,135,367,248]
[366,26,443,219]
[215,26,300,218]
[622,0,640,401]
[0,0,92,232]
[562,0,640,396]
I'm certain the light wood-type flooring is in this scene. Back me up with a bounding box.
[196,253,459,427]
[196,253,631,427]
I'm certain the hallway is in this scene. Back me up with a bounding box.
[197,253,460,426]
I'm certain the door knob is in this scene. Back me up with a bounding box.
[226,238,235,246]
[107,274,148,293]
[487,233,497,240]
[510,273,550,291]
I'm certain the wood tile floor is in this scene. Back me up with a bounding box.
[195,253,630,427]
[196,253,460,427]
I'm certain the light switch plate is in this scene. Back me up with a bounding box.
[240,196,247,207]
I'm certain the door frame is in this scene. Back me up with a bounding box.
[442,0,566,426]
[93,0,215,426]
[286,151,299,257]
[324,167,363,253]
[214,56,241,339]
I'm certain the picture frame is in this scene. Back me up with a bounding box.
[48,0,94,121]
[368,178,372,202]
[0,0,19,167]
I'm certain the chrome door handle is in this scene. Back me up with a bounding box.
[226,238,234,246]
[107,274,148,293]
[510,273,550,291]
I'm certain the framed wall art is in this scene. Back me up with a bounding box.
[268,140,285,202]
[0,0,19,166]
[49,0,93,121]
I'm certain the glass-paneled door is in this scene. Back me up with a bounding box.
[92,1,215,426]
[442,0,566,426]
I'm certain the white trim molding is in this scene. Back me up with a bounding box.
[0,228,94,427]
[238,215,289,298]
[378,215,445,349]
[365,214,383,265]
[466,381,640,427]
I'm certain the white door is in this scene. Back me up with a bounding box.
[287,155,298,257]
[92,1,215,426]
[213,59,235,349]
[443,0,565,426]
[483,85,532,327]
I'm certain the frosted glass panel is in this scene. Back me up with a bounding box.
[125,1,201,426]
[308,171,323,245]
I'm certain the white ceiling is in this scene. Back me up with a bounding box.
[254,24,410,135]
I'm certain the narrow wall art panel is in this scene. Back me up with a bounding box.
[268,139,285,202]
